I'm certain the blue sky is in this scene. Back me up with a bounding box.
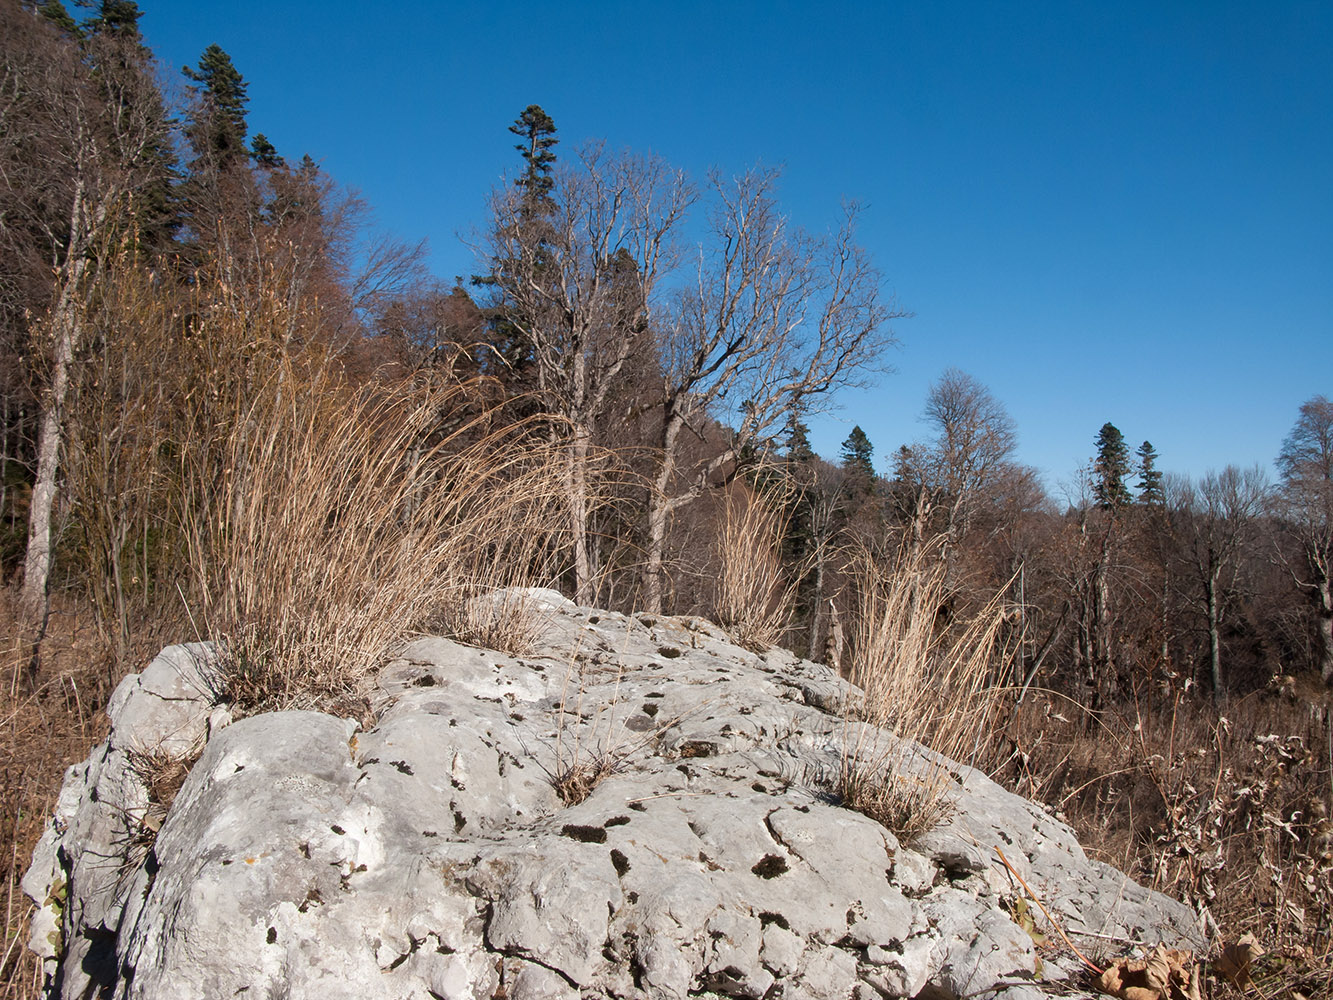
[139,1,1331,490]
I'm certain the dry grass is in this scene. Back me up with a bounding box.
[180,358,570,710]
[122,738,206,875]
[0,592,111,1000]
[833,537,1014,840]
[710,484,797,650]
[991,687,1333,996]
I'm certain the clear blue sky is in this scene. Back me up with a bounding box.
[140,1,1331,490]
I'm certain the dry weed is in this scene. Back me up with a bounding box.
[831,537,1014,840]
[180,356,570,710]
[0,590,110,1000]
[992,688,1333,996]
[711,484,797,650]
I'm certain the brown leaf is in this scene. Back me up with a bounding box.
[1214,933,1264,988]
[1093,948,1199,1000]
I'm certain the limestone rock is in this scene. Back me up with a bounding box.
[25,593,1202,999]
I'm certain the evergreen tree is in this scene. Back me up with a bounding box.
[476,105,560,378]
[1093,422,1132,511]
[85,0,145,43]
[250,133,284,169]
[183,44,249,171]
[83,0,179,252]
[36,0,80,37]
[1136,440,1163,506]
[840,425,875,492]
[785,414,814,466]
[510,104,558,214]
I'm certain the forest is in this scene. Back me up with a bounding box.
[1,2,1331,996]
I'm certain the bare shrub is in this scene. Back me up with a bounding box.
[711,484,797,649]
[992,689,1333,993]
[833,537,1014,839]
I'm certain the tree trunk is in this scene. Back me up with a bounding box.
[19,260,86,669]
[1317,576,1333,686]
[1206,569,1224,703]
[642,409,686,615]
[808,548,827,659]
[568,424,594,606]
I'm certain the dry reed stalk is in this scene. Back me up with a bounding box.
[711,484,797,649]
[834,537,1014,839]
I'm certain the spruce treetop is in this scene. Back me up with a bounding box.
[1135,440,1163,506]
[183,44,249,170]
[841,425,876,492]
[1093,422,1132,511]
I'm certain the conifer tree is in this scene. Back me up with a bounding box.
[477,105,561,378]
[785,414,814,466]
[250,133,283,169]
[1136,440,1163,506]
[86,0,145,42]
[840,425,875,493]
[1093,422,1131,511]
[510,104,558,214]
[36,0,80,37]
[183,44,249,171]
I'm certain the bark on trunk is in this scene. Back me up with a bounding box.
[19,263,86,666]
[568,426,594,606]
[1317,577,1333,686]
[1206,570,1224,703]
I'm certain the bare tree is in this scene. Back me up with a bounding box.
[896,369,1018,553]
[640,169,899,612]
[0,8,173,663]
[1276,395,1333,684]
[482,144,695,604]
[1168,466,1270,701]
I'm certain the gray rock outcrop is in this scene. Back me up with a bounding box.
[25,589,1203,999]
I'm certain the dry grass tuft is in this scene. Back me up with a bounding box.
[834,743,958,843]
[440,582,557,658]
[181,358,570,710]
[711,484,797,650]
[831,537,1014,840]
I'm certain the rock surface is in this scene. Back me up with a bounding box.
[26,589,1203,999]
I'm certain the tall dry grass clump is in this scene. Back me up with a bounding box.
[710,484,797,649]
[835,538,1014,839]
[179,358,569,710]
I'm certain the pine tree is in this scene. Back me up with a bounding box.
[85,0,145,43]
[785,414,814,466]
[183,44,249,172]
[840,425,875,493]
[476,105,560,378]
[1093,422,1131,511]
[83,0,179,252]
[1136,440,1163,506]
